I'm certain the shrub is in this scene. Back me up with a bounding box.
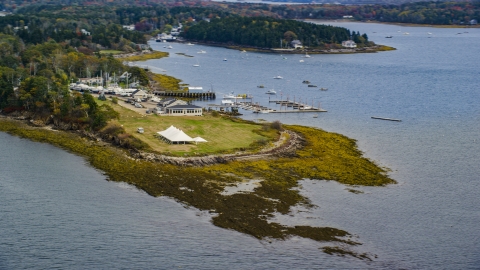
[111,96,118,104]
[270,120,283,131]
[99,122,125,136]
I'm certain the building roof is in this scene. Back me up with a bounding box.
[132,89,147,96]
[166,104,202,109]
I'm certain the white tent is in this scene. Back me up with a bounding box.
[157,126,194,144]
[192,137,208,144]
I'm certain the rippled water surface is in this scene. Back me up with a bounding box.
[1,22,479,269]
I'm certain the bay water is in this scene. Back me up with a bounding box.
[1,22,479,269]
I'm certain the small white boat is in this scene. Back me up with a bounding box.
[253,109,270,114]
[193,64,200,67]
[186,43,194,46]
[241,50,247,53]
[167,45,173,49]
[304,53,311,58]
[197,50,206,54]
[313,114,318,118]
[299,59,304,62]
[223,58,227,61]
[265,89,276,95]
[273,76,283,79]
[403,32,409,35]
[223,91,236,99]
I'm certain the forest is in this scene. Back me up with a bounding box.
[2,1,479,26]
[182,16,371,48]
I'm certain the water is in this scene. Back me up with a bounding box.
[1,22,479,269]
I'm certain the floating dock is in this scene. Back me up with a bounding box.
[371,116,402,122]
[268,100,327,112]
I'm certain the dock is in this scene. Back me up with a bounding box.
[268,100,327,112]
[371,116,402,122]
[234,100,327,113]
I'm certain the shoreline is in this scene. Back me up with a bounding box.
[174,39,395,54]
[306,18,480,29]
[0,113,394,260]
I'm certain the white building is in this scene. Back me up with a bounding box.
[342,40,357,48]
[131,89,148,100]
[291,40,303,49]
[165,104,203,116]
[123,25,135,31]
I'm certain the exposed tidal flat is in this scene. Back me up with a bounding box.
[0,115,394,259]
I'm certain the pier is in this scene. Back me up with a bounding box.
[235,100,326,114]
[153,91,216,99]
[268,100,327,113]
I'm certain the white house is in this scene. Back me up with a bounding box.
[122,25,135,31]
[81,29,91,36]
[291,40,303,49]
[342,40,357,48]
[131,89,148,99]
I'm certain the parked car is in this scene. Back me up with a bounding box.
[134,103,143,108]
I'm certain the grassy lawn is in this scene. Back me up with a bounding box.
[118,51,168,61]
[97,99,274,156]
[99,50,123,55]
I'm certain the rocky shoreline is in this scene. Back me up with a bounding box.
[177,40,395,54]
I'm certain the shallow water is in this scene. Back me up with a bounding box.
[1,22,479,269]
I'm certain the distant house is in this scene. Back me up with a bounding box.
[122,25,135,31]
[13,26,28,31]
[81,29,91,36]
[343,15,353,19]
[470,19,478,25]
[342,40,357,48]
[165,104,203,116]
[132,89,148,99]
[118,71,131,81]
[291,40,303,49]
[156,33,176,42]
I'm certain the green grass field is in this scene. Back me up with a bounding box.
[97,99,276,155]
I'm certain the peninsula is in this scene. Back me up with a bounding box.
[0,2,396,260]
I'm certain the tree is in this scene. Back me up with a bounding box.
[283,30,297,43]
